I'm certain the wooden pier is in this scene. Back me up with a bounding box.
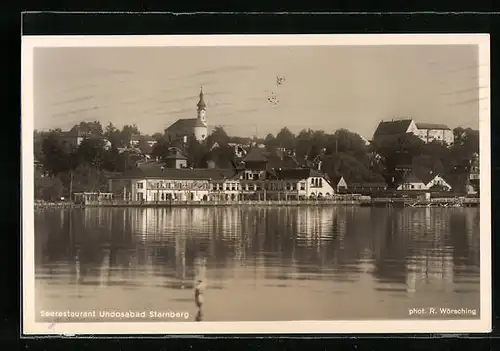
[369,197,479,208]
[39,196,479,208]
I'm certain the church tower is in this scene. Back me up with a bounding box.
[197,87,207,125]
[193,87,208,142]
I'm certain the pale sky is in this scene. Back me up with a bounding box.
[34,45,481,139]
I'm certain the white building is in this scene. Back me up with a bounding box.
[422,174,452,192]
[415,123,454,145]
[396,174,428,191]
[373,118,453,146]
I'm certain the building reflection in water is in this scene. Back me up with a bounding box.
[34,206,481,319]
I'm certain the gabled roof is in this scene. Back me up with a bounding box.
[331,176,346,185]
[267,168,325,181]
[420,173,450,185]
[164,149,188,160]
[415,123,450,130]
[166,118,205,132]
[373,119,413,136]
[243,148,268,163]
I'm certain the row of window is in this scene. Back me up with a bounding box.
[211,182,307,191]
[136,179,324,191]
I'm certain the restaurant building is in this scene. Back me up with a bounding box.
[107,147,334,202]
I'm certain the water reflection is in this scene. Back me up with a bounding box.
[34,206,480,321]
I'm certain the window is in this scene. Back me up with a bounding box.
[202,135,205,138]
[137,182,144,189]
[311,178,315,186]
[300,182,305,191]
[411,185,415,189]
[319,179,323,187]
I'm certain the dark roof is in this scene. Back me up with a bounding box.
[373,119,413,136]
[401,174,424,184]
[267,168,325,181]
[194,119,206,128]
[266,151,300,169]
[243,148,268,163]
[166,118,204,132]
[109,164,238,180]
[164,149,188,160]
[349,182,387,188]
[415,123,450,130]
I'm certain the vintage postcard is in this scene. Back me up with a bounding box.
[21,34,491,335]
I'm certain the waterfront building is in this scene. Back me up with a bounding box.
[108,165,237,202]
[347,182,388,194]
[107,148,334,202]
[421,174,452,192]
[333,176,348,192]
[266,168,335,200]
[396,174,428,191]
[164,87,209,143]
[373,118,453,146]
[467,152,480,195]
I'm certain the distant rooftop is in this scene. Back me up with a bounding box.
[415,123,450,130]
[373,119,413,136]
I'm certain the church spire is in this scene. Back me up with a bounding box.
[197,87,206,110]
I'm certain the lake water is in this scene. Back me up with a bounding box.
[33,206,481,322]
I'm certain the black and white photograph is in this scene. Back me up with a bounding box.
[21,34,491,334]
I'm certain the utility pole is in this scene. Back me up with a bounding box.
[69,170,73,203]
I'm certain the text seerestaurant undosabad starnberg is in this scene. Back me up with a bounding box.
[39,310,190,319]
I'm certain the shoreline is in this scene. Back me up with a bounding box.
[33,197,480,209]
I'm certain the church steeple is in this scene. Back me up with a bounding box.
[196,87,207,124]
[197,87,206,111]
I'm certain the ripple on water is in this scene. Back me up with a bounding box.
[34,207,481,321]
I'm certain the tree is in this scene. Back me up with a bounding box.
[151,138,174,160]
[70,121,104,135]
[34,169,64,200]
[186,138,208,168]
[152,133,163,141]
[275,127,295,150]
[41,132,74,176]
[137,139,153,155]
[76,138,108,169]
[104,122,123,148]
[120,124,141,147]
[330,129,367,156]
[207,126,230,147]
